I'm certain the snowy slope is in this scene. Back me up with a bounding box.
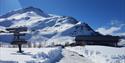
[0,47,62,63]
[66,46,125,63]
[0,7,99,45]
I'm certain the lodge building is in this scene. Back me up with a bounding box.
[74,35,120,47]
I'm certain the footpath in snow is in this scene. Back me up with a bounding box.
[57,49,94,63]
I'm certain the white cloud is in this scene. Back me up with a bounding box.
[96,27,120,35]
[111,20,119,26]
[115,33,125,36]
[96,24,125,36]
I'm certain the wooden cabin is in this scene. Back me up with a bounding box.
[74,35,120,47]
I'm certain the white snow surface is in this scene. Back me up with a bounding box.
[66,45,125,63]
[57,49,94,63]
[118,39,125,46]
[0,46,125,63]
[0,47,62,63]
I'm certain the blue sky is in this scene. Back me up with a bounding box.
[0,0,125,35]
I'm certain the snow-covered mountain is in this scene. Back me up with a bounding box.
[0,7,100,46]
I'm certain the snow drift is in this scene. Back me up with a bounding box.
[0,47,62,63]
[66,45,125,63]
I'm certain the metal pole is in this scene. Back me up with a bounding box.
[18,44,22,53]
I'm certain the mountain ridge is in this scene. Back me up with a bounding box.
[0,6,49,18]
[0,7,100,46]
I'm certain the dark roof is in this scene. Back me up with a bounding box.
[75,35,120,42]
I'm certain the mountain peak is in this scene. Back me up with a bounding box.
[0,6,49,18]
[0,7,101,45]
[22,6,43,13]
[24,6,38,10]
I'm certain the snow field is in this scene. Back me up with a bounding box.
[0,47,62,63]
[66,45,125,63]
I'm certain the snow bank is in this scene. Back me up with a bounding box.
[118,39,125,46]
[0,47,62,63]
[28,47,62,63]
[66,45,125,63]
